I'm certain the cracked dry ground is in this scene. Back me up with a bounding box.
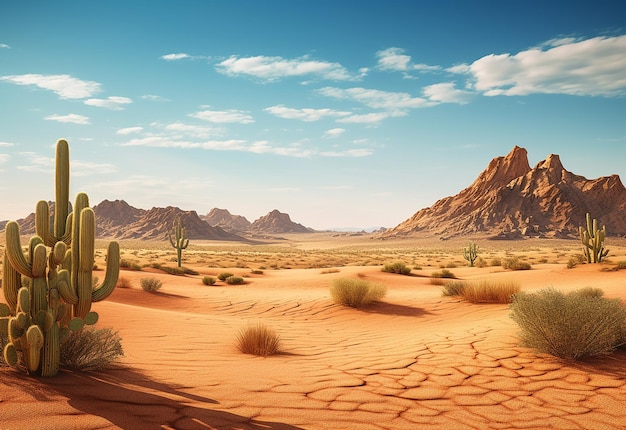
[1,264,625,429]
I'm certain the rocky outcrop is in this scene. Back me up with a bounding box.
[249,209,312,234]
[202,208,251,233]
[385,146,626,239]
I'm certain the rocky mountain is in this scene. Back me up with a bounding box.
[249,209,313,234]
[202,208,251,233]
[384,146,626,239]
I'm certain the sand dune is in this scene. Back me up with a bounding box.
[2,238,626,429]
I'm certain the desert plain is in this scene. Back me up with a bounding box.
[1,232,626,430]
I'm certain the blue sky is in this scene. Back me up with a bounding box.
[1,1,625,230]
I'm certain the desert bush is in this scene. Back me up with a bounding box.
[225,276,245,285]
[429,278,446,286]
[140,277,162,292]
[441,280,467,297]
[330,278,387,308]
[616,261,626,270]
[250,269,264,275]
[510,288,626,360]
[320,268,340,274]
[116,277,132,289]
[60,327,124,371]
[570,286,604,299]
[475,257,487,268]
[236,323,281,356]
[461,280,521,304]
[202,276,216,286]
[431,269,456,279]
[381,262,412,275]
[502,257,531,270]
[218,272,234,281]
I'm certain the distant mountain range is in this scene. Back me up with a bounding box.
[383,146,626,239]
[3,145,625,241]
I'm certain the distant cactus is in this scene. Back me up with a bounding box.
[1,139,120,376]
[168,217,189,268]
[579,213,609,263]
[463,241,479,267]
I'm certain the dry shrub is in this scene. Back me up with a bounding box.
[330,278,387,308]
[140,277,162,292]
[225,276,245,285]
[431,269,456,279]
[502,257,531,270]
[429,278,447,286]
[218,272,234,281]
[462,280,520,304]
[441,280,467,297]
[116,277,132,289]
[60,327,124,371]
[236,323,281,356]
[510,288,626,360]
[202,276,216,286]
[381,262,412,275]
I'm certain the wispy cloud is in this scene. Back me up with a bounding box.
[116,126,144,135]
[320,148,374,157]
[264,105,352,122]
[317,87,433,114]
[141,94,169,102]
[17,152,53,173]
[457,34,626,97]
[0,141,15,147]
[122,136,248,151]
[324,128,346,138]
[44,113,90,124]
[0,74,101,99]
[423,82,474,104]
[84,96,132,110]
[160,53,191,61]
[215,54,364,82]
[189,108,255,124]
[162,122,224,138]
[376,47,441,78]
[0,154,10,164]
[337,112,392,125]
[0,44,10,49]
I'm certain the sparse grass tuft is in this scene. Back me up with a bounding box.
[441,280,467,297]
[330,278,387,308]
[202,276,216,286]
[236,323,281,356]
[60,327,124,371]
[116,277,132,289]
[510,288,626,360]
[461,280,521,304]
[381,262,412,275]
[431,269,456,279]
[140,277,162,292]
[502,257,531,271]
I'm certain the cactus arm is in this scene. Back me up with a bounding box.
[74,207,96,318]
[5,221,33,277]
[35,200,57,247]
[2,253,20,313]
[579,213,609,263]
[54,139,70,239]
[92,241,120,302]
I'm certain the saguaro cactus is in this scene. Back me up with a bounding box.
[579,213,609,263]
[1,138,120,376]
[463,241,479,267]
[168,217,189,267]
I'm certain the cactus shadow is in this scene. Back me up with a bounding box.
[40,367,305,429]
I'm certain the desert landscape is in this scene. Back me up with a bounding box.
[2,143,626,429]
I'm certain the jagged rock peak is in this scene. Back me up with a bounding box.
[471,145,531,191]
[250,209,311,234]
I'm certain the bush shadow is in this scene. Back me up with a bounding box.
[361,301,433,317]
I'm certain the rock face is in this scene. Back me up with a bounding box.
[385,146,626,239]
[202,208,251,233]
[249,209,312,234]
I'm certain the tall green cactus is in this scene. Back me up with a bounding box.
[1,139,120,376]
[579,213,609,263]
[463,241,479,267]
[168,217,189,268]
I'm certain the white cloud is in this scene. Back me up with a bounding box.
[423,82,474,104]
[216,54,361,82]
[0,44,10,49]
[0,141,15,147]
[337,112,392,124]
[189,109,255,124]
[376,47,441,77]
[264,105,351,122]
[161,53,191,61]
[141,94,169,102]
[17,152,53,173]
[463,35,626,97]
[116,126,144,135]
[122,136,248,151]
[324,128,346,138]
[320,148,374,157]
[0,74,101,99]
[84,96,132,110]
[318,87,433,113]
[44,114,90,124]
[163,122,223,138]
[71,160,117,176]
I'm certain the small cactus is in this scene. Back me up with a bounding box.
[463,241,479,267]
[579,213,609,263]
[168,217,189,268]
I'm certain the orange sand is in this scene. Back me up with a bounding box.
[1,239,626,429]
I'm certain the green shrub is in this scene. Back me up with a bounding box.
[218,272,234,281]
[236,323,281,356]
[502,257,531,270]
[381,262,412,275]
[431,269,455,279]
[225,276,245,285]
[330,278,387,308]
[510,288,626,360]
[60,327,124,371]
[202,276,216,286]
[461,280,520,304]
[140,277,163,292]
[441,280,467,297]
